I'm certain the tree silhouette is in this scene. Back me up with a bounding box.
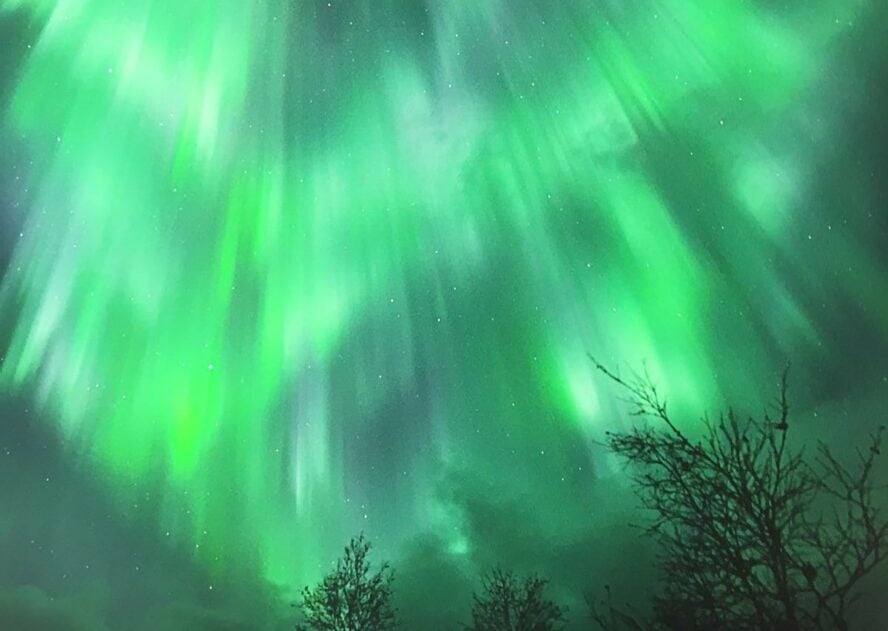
[466,567,566,631]
[589,358,888,631]
[295,533,397,631]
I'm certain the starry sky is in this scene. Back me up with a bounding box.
[0,1,887,629]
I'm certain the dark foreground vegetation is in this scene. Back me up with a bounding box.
[293,361,888,630]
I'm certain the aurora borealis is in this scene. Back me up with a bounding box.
[1,0,887,628]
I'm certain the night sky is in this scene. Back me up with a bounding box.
[1,1,887,629]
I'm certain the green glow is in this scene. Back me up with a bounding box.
[1,0,886,608]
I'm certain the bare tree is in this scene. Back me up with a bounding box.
[590,357,888,631]
[295,533,397,631]
[587,584,647,631]
[466,567,566,631]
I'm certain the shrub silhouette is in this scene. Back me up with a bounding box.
[466,567,566,630]
[589,358,888,631]
[295,533,397,631]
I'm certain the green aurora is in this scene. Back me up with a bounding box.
[0,0,887,628]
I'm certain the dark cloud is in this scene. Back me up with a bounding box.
[394,534,474,630]
[0,585,109,631]
[421,468,659,628]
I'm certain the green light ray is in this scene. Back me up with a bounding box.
[1,0,886,595]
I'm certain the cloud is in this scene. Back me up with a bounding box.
[394,533,475,630]
[394,467,660,629]
[0,585,110,631]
